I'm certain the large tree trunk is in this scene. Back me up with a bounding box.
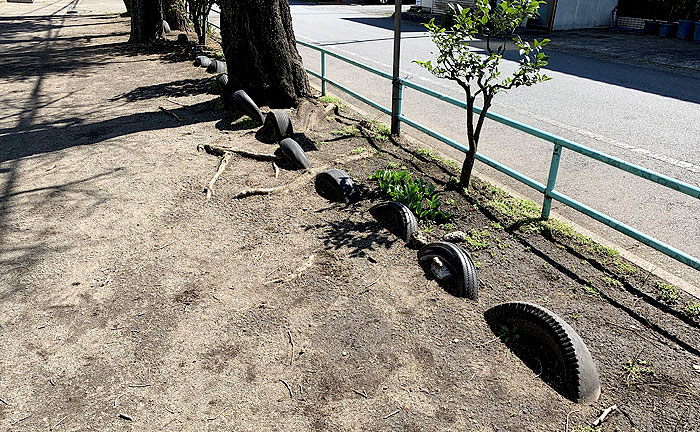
[219,0,312,107]
[164,0,188,31]
[123,0,133,15]
[130,0,164,43]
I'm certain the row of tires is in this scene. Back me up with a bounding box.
[191,48,601,405]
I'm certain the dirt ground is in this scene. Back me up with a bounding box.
[1,1,699,431]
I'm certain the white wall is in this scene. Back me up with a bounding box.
[553,0,618,30]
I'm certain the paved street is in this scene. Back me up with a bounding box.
[286,2,700,289]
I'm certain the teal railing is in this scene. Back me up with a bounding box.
[296,39,700,272]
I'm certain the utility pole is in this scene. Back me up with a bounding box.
[390,0,402,135]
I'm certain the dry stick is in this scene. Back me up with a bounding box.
[280,379,293,399]
[0,397,9,406]
[159,106,182,122]
[52,416,68,429]
[592,405,618,426]
[286,329,295,366]
[204,152,233,200]
[358,269,386,294]
[352,388,368,398]
[272,162,280,178]
[382,409,400,420]
[199,144,276,161]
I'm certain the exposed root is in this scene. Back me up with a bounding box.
[272,161,280,178]
[159,106,182,121]
[199,144,276,161]
[266,254,316,284]
[204,152,232,200]
[231,187,280,200]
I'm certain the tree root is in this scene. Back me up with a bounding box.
[204,152,232,200]
[159,106,182,121]
[198,144,276,161]
[266,254,316,284]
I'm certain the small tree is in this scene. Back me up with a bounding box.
[415,0,551,187]
[129,0,164,43]
[187,0,214,44]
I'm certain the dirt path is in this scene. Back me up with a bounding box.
[0,1,698,431]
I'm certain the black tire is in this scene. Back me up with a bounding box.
[194,56,211,68]
[263,111,293,141]
[418,242,478,300]
[279,138,311,170]
[484,302,601,404]
[232,90,264,125]
[315,169,361,204]
[207,60,226,74]
[369,201,418,243]
[163,20,171,34]
[216,73,228,92]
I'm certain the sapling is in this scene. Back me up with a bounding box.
[415,0,551,187]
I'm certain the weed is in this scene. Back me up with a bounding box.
[486,185,508,197]
[213,97,225,111]
[494,237,511,249]
[685,301,700,317]
[445,198,456,206]
[415,148,461,172]
[623,355,654,387]
[234,116,259,129]
[572,313,580,320]
[583,284,602,298]
[489,221,504,230]
[440,223,455,232]
[319,95,346,110]
[504,282,514,289]
[386,162,401,170]
[369,169,452,221]
[463,229,491,251]
[474,261,482,269]
[316,141,329,146]
[485,196,540,221]
[350,146,367,155]
[331,126,360,136]
[369,121,391,141]
[602,276,623,289]
[540,219,619,257]
[213,51,225,60]
[656,281,680,304]
[615,260,638,275]
[499,325,520,343]
[423,225,435,234]
[571,426,601,432]
[325,115,336,121]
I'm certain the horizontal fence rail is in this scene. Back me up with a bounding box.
[296,39,700,272]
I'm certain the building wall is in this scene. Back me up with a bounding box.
[553,0,618,30]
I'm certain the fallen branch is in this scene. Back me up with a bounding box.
[592,405,617,426]
[286,329,295,366]
[382,409,400,420]
[159,106,182,122]
[231,187,280,200]
[204,152,232,200]
[199,144,276,161]
[272,162,280,178]
[352,388,368,398]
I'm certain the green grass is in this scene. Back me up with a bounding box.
[319,95,346,110]
[440,223,455,232]
[540,219,619,257]
[656,281,680,304]
[583,284,602,298]
[367,121,391,141]
[233,116,259,129]
[624,356,654,386]
[415,148,461,172]
[615,260,639,275]
[350,146,367,155]
[331,126,360,137]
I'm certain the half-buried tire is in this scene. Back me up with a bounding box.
[194,56,211,68]
[261,111,293,143]
[279,138,311,170]
[484,302,601,404]
[232,90,264,125]
[418,241,478,300]
[315,169,360,204]
[369,201,418,243]
[163,20,171,34]
[207,60,226,74]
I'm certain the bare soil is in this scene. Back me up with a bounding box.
[1,4,698,432]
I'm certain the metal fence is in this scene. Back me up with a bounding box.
[296,39,700,272]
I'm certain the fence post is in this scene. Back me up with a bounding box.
[390,0,403,135]
[395,79,403,134]
[321,52,326,96]
[542,143,563,219]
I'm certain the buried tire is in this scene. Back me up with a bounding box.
[194,56,211,68]
[484,302,601,404]
[207,59,226,74]
[417,242,478,300]
[369,201,418,243]
[259,111,293,143]
[315,169,361,204]
[232,90,264,125]
[279,138,311,170]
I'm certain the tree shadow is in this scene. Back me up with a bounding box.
[303,214,399,258]
[111,77,218,102]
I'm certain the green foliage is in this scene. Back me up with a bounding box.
[369,169,452,221]
[685,301,700,317]
[583,284,602,298]
[656,281,680,304]
[233,116,259,129]
[499,324,520,343]
[331,126,360,136]
[350,146,367,155]
[624,356,655,386]
[369,121,391,141]
[415,148,461,172]
[615,260,638,275]
[602,276,623,289]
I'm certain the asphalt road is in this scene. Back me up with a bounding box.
[279,2,700,289]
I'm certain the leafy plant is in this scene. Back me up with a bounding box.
[657,281,680,304]
[369,169,451,221]
[350,146,367,154]
[499,324,519,343]
[685,301,700,317]
[319,95,346,110]
[415,0,551,187]
[331,126,360,136]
